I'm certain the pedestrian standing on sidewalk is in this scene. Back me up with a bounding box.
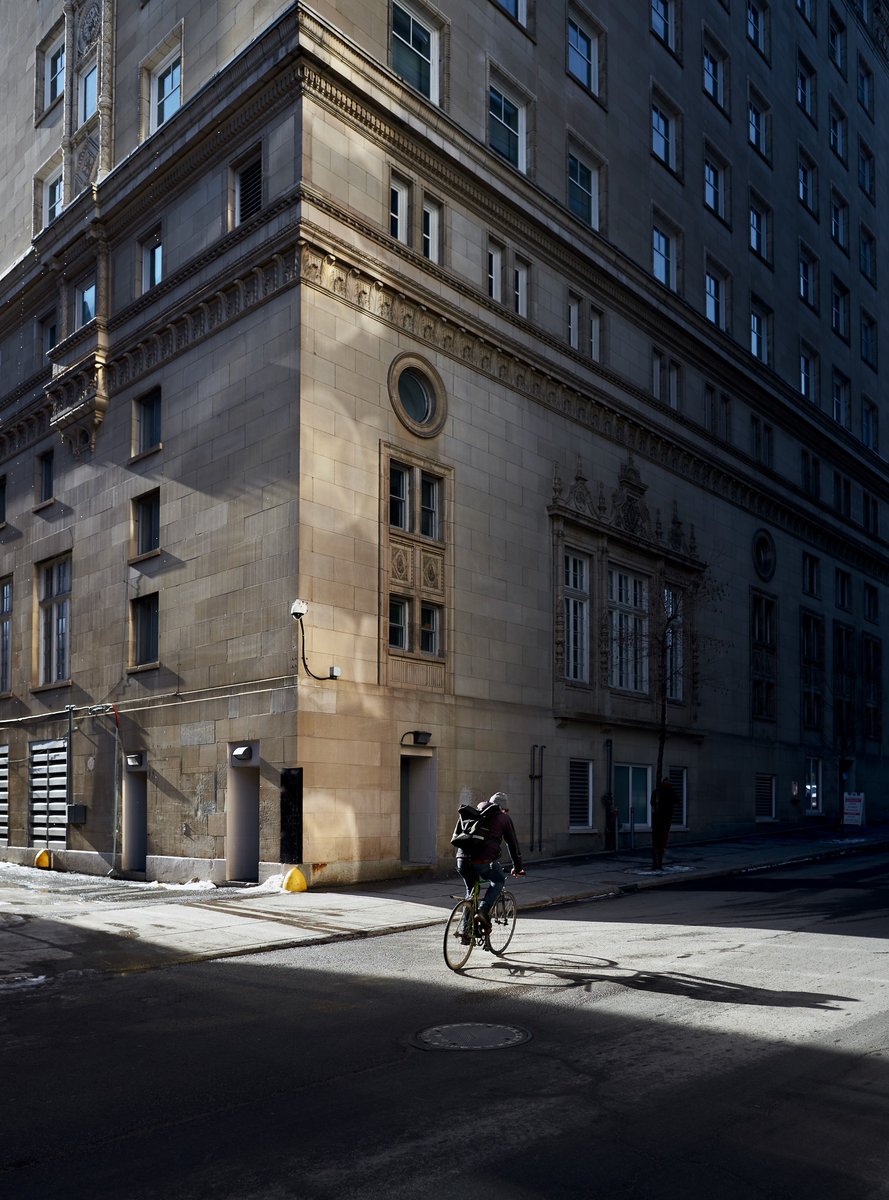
[650,778,677,871]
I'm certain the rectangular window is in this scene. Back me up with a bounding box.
[419,602,443,655]
[651,103,675,168]
[829,100,847,160]
[859,140,875,200]
[749,199,768,259]
[568,18,599,94]
[589,308,602,362]
[36,450,54,505]
[833,471,852,516]
[751,415,773,465]
[833,622,856,743]
[750,302,770,364]
[141,229,163,292]
[799,344,818,403]
[568,294,581,349]
[487,241,503,302]
[652,226,672,287]
[564,552,590,683]
[420,471,440,539]
[390,461,442,539]
[859,227,876,284]
[836,568,852,611]
[608,567,649,693]
[802,553,820,597]
[568,152,598,228]
[831,279,849,339]
[751,592,776,721]
[512,258,529,317]
[802,449,820,498]
[45,172,63,226]
[134,388,162,456]
[703,45,726,108]
[703,155,726,218]
[389,596,409,650]
[0,579,11,694]
[663,585,684,702]
[489,83,524,171]
[864,583,879,624]
[390,177,409,243]
[748,93,769,156]
[568,759,595,830]
[132,594,159,666]
[133,491,161,557]
[152,53,181,131]
[863,400,879,451]
[798,152,817,213]
[801,612,824,733]
[651,0,676,49]
[236,156,263,225]
[830,191,848,248]
[39,556,71,685]
[832,370,850,428]
[495,0,526,23]
[863,492,879,536]
[828,8,846,71]
[705,268,726,329]
[77,279,96,328]
[796,54,815,118]
[422,198,441,262]
[858,57,874,116]
[45,37,65,108]
[799,246,817,307]
[747,1,768,54]
[79,62,97,126]
[392,2,436,102]
[861,311,877,368]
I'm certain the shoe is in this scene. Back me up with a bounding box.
[475,909,491,930]
[459,931,472,945]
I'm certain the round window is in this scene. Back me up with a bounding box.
[388,356,447,437]
[398,368,434,424]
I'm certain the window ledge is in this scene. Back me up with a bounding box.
[128,549,162,566]
[32,680,72,695]
[129,443,163,465]
[568,827,597,834]
[127,662,160,675]
[33,498,56,513]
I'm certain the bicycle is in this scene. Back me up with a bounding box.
[443,877,517,971]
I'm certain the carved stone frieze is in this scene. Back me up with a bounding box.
[390,541,412,587]
[76,1,101,60]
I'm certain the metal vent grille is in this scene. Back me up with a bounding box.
[237,158,263,224]
[29,739,68,850]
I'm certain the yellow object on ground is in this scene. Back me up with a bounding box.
[282,867,307,892]
[33,849,54,870]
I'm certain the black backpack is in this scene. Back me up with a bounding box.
[450,803,498,851]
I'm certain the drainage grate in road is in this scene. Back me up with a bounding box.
[414,1023,531,1051]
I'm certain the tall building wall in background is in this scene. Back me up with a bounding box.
[0,1,885,883]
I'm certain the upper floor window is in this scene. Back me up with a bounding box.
[422,197,441,262]
[829,100,847,161]
[390,176,410,243]
[798,151,817,214]
[831,278,849,340]
[141,228,163,293]
[749,195,770,260]
[392,2,438,103]
[799,343,818,404]
[45,36,65,109]
[747,1,768,55]
[861,311,878,369]
[703,41,727,109]
[705,266,728,330]
[651,100,678,171]
[651,0,677,50]
[564,552,590,683]
[703,152,728,220]
[44,171,63,226]
[802,553,820,597]
[78,61,97,126]
[390,461,442,540]
[512,257,530,318]
[151,52,181,132]
[568,18,600,95]
[76,279,96,328]
[859,140,875,201]
[863,399,879,451]
[828,8,846,72]
[748,92,770,157]
[133,388,162,457]
[568,152,599,228]
[608,567,649,693]
[860,226,877,284]
[235,154,263,225]
[0,577,10,695]
[832,369,851,428]
[488,82,526,171]
[131,594,159,667]
[133,490,161,558]
[797,54,816,119]
[494,0,527,24]
[830,190,848,248]
[652,225,675,288]
[858,56,874,117]
[750,300,771,365]
[36,450,54,506]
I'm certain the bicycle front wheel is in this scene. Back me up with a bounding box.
[443,900,475,971]
[487,890,517,955]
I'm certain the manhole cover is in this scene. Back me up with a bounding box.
[414,1023,531,1051]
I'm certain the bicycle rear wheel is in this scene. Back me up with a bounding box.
[443,900,475,970]
[487,890,517,955]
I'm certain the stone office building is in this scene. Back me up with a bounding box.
[0,0,885,884]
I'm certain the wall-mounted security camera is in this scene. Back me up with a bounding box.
[291,599,309,619]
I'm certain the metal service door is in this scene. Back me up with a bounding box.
[29,739,68,850]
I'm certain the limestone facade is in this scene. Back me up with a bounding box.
[0,1,886,883]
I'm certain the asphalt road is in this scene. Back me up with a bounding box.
[2,853,888,1200]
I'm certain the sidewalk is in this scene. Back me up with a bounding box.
[1,827,887,988]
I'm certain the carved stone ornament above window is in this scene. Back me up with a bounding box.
[550,454,701,566]
[752,528,776,581]
[78,3,102,59]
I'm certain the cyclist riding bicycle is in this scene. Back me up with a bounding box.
[455,792,525,937]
